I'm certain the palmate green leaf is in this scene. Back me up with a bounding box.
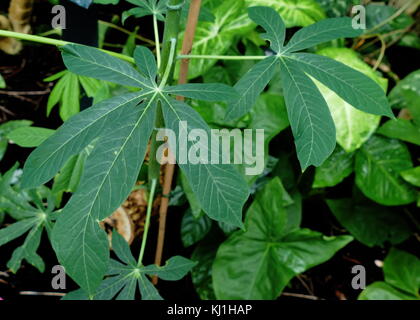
[8,223,44,273]
[245,0,325,28]
[359,248,420,300]
[278,57,336,170]
[248,6,285,53]
[123,0,168,23]
[327,198,411,247]
[64,232,195,300]
[284,53,393,118]
[313,146,354,188]
[400,166,420,187]
[313,48,387,152]
[61,44,153,88]
[164,83,239,102]
[283,17,362,53]
[46,70,105,121]
[225,56,278,120]
[7,127,55,148]
[21,91,149,189]
[213,177,352,299]
[355,135,416,206]
[161,96,250,227]
[52,98,157,295]
[0,166,55,273]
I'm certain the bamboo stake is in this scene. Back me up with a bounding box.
[152,0,202,285]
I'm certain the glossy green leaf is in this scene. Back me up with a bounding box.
[164,83,239,102]
[191,238,218,300]
[52,99,157,295]
[383,248,420,297]
[359,248,420,300]
[225,56,278,120]
[327,199,411,247]
[22,92,149,189]
[61,44,153,88]
[400,166,420,187]
[377,119,420,146]
[359,282,417,300]
[245,0,326,28]
[355,135,416,206]
[7,127,55,148]
[213,178,352,299]
[161,97,250,227]
[313,146,354,188]
[279,57,336,170]
[312,48,387,152]
[388,70,420,113]
[283,17,362,53]
[248,6,285,52]
[181,209,212,247]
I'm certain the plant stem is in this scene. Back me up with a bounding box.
[152,0,202,286]
[158,0,183,82]
[98,20,155,45]
[0,29,135,64]
[138,178,158,266]
[159,38,177,89]
[148,0,183,180]
[153,15,162,68]
[177,54,267,60]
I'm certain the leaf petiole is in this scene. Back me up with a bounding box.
[0,30,135,64]
[177,54,267,60]
[153,15,162,69]
[159,38,177,89]
[138,178,158,266]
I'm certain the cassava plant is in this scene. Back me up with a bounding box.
[0,0,398,300]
